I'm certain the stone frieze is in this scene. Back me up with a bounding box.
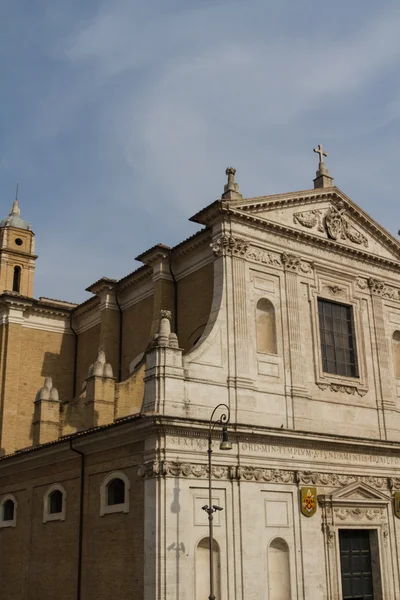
[138,461,392,490]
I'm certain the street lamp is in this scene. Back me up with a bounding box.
[202,403,232,600]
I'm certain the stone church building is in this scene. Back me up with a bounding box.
[1,150,400,600]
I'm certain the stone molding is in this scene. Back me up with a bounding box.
[210,235,249,257]
[281,252,313,273]
[246,246,282,266]
[293,202,368,248]
[365,277,400,300]
[298,471,386,489]
[209,237,313,274]
[316,381,367,397]
[333,507,384,522]
[293,209,325,232]
[137,461,393,489]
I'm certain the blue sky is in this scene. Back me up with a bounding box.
[2,0,400,302]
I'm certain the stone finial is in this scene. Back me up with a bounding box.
[37,377,59,402]
[221,167,242,200]
[313,144,333,189]
[90,350,114,378]
[152,310,180,348]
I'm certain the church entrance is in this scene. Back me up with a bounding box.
[339,530,375,599]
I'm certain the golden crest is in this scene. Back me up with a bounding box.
[394,492,400,519]
[301,487,317,517]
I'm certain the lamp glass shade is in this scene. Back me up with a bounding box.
[219,426,232,450]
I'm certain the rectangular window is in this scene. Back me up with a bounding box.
[318,299,358,378]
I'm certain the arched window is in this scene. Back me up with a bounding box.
[268,538,290,600]
[100,471,130,516]
[107,478,125,506]
[0,494,17,528]
[393,331,400,378]
[196,538,220,600]
[43,484,67,523]
[3,500,15,521]
[49,490,63,514]
[256,298,277,354]
[12,266,21,293]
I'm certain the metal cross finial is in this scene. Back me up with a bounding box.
[313,144,328,164]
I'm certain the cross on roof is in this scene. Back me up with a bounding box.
[313,144,327,163]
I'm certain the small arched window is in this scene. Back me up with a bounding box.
[107,478,125,506]
[268,538,290,600]
[12,266,21,293]
[3,500,15,521]
[43,484,67,523]
[393,331,400,378]
[256,298,277,354]
[0,494,17,528]
[49,490,63,514]
[100,471,130,516]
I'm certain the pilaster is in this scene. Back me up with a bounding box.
[282,253,309,399]
[136,245,176,335]
[369,278,395,412]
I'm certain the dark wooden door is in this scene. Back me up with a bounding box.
[339,530,374,600]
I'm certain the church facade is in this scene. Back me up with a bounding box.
[1,152,400,599]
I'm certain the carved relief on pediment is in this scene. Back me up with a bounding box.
[293,201,368,247]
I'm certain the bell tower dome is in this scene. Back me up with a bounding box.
[0,195,37,296]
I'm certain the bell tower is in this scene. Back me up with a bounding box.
[0,196,37,297]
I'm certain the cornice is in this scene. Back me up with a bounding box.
[226,208,400,272]
[233,187,400,255]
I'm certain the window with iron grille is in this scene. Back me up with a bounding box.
[318,299,358,378]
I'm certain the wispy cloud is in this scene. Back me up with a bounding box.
[2,1,400,300]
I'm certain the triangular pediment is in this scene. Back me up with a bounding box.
[229,187,400,263]
[330,481,390,502]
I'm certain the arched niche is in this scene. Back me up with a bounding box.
[268,537,290,600]
[195,538,220,600]
[392,331,400,378]
[256,298,277,354]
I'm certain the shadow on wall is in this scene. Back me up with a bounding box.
[167,468,185,600]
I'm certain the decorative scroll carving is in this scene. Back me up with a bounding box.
[356,278,369,290]
[316,381,367,397]
[322,523,335,548]
[334,507,383,522]
[293,202,368,247]
[159,310,172,320]
[322,285,345,297]
[383,525,389,546]
[281,252,313,274]
[137,461,166,478]
[299,471,386,489]
[246,247,281,266]
[368,278,399,299]
[389,477,400,490]
[138,462,390,492]
[293,209,324,231]
[211,235,249,257]
[236,467,296,483]
[325,202,368,247]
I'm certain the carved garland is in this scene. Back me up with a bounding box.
[316,381,367,397]
[137,462,390,490]
[210,236,314,273]
[293,202,368,248]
